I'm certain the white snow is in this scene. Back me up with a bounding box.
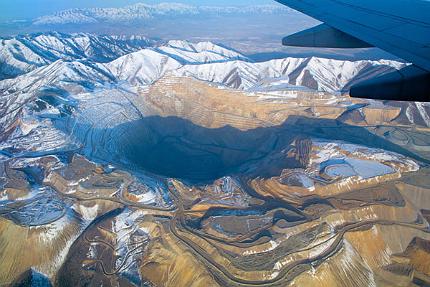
[19,118,40,136]
[135,191,156,204]
[243,239,280,255]
[309,236,337,258]
[0,32,153,79]
[311,139,419,179]
[33,4,292,25]
[35,214,69,244]
[0,190,8,201]
[72,203,99,221]
[87,243,98,259]
[416,102,430,127]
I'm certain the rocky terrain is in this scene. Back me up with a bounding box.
[1,33,430,287]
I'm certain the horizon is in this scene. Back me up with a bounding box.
[0,0,309,55]
[0,0,278,21]
[0,0,395,60]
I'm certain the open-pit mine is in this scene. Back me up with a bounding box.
[1,36,430,287]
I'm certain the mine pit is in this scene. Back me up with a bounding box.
[105,116,284,181]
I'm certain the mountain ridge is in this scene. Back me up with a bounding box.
[1,33,405,94]
[33,3,293,25]
[0,32,155,80]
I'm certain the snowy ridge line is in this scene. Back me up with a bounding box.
[33,3,293,25]
[0,32,155,80]
[1,37,406,96]
[106,40,405,93]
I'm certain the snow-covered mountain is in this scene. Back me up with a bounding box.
[157,40,248,64]
[0,32,154,80]
[0,34,406,93]
[0,60,113,93]
[104,40,404,93]
[0,59,116,140]
[33,3,292,25]
[174,57,405,92]
[107,40,249,85]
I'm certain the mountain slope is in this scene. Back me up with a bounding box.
[0,32,154,80]
[0,60,114,138]
[107,40,250,85]
[0,60,113,93]
[2,33,404,94]
[108,49,182,85]
[156,40,249,64]
[106,44,405,93]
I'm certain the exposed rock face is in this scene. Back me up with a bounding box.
[286,138,313,168]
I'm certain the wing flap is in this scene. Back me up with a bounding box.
[350,65,430,102]
[283,23,373,48]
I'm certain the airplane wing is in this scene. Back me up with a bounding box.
[276,0,430,102]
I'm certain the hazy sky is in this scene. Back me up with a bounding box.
[0,0,277,21]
